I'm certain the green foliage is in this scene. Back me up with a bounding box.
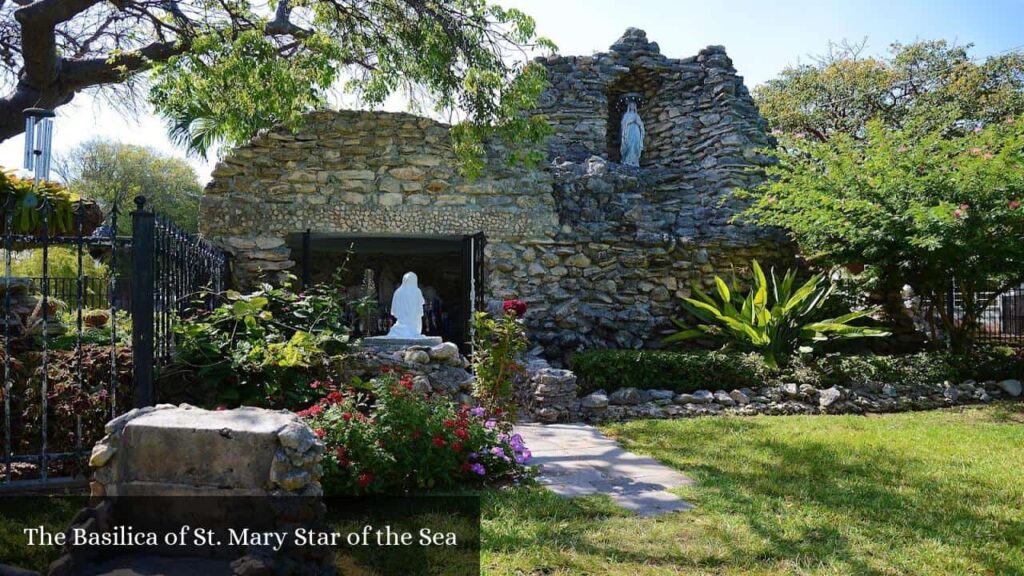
[172,282,351,408]
[146,1,556,174]
[755,39,1024,140]
[739,118,1024,350]
[48,309,131,351]
[471,309,528,422]
[571,349,767,395]
[300,373,532,495]
[56,139,202,233]
[571,347,1024,395]
[9,247,108,280]
[5,345,133,472]
[0,170,80,235]
[666,261,888,368]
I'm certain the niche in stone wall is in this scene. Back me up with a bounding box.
[605,67,664,165]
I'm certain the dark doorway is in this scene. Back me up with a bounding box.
[289,233,485,350]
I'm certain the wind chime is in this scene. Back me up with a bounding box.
[22,108,56,208]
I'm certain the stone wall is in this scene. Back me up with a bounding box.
[201,28,791,361]
[201,110,558,286]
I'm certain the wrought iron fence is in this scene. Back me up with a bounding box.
[1,195,229,489]
[27,276,116,310]
[949,282,1024,344]
[1,196,129,487]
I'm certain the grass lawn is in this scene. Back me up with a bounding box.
[482,403,1024,575]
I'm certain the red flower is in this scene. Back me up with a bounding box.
[502,299,527,318]
[309,380,320,390]
[454,428,469,440]
[451,442,464,452]
[323,391,344,405]
[400,375,414,390]
[1011,200,1021,210]
[296,404,322,418]
[314,428,326,439]
[334,447,349,466]
[357,472,374,488]
[341,412,353,421]
[432,435,447,447]
[443,419,457,429]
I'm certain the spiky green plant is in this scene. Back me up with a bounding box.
[665,260,889,368]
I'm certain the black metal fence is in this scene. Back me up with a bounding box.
[950,282,1024,343]
[27,276,115,310]
[1,195,228,489]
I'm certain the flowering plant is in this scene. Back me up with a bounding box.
[471,302,529,424]
[298,372,532,495]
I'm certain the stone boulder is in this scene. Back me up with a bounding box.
[997,379,1022,397]
[609,387,643,405]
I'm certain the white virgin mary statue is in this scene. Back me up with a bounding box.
[620,101,645,167]
[385,272,425,338]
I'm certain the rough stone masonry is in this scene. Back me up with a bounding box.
[201,28,792,362]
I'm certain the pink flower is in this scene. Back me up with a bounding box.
[1010,200,1021,210]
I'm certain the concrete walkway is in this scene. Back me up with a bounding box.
[515,423,694,516]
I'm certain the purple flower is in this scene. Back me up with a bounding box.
[469,463,486,476]
[509,434,526,449]
[515,449,532,464]
[484,419,496,429]
[490,446,508,460]
[469,406,486,418]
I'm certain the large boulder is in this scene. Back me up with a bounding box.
[997,379,1022,397]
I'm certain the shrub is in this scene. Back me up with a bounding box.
[571,346,1024,394]
[5,344,133,478]
[471,302,528,423]
[300,373,532,495]
[172,282,351,408]
[666,260,889,368]
[571,349,767,395]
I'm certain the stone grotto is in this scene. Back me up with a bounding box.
[200,28,792,362]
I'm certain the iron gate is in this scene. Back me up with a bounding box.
[1,195,228,489]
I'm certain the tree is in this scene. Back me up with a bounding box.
[738,118,1024,351]
[755,39,1024,141]
[0,1,554,173]
[55,139,202,233]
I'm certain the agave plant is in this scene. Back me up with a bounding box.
[665,260,889,368]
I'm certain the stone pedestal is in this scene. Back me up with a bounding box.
[49,405,328,576]
[361,335,442,353]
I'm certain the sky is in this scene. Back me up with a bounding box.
[3,0,1023,183]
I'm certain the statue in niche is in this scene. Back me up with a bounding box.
[619,97,645,167]
[384,271,426,339]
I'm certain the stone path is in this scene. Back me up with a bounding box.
[515,423,694,516]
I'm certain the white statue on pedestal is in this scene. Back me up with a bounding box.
[620,100,645,167]
[385,272,425,339]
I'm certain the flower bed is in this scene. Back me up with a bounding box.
[298,371,533,495]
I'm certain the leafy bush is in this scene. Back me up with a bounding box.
[0,169,81,235]
[738,118,1024,351]
[300,373,532,495]
[172,282,351,408]
[572,346,1024,394]
[571,349,767,395]
[4,345,133,478]
[471,300,528,423]
[666,260,888,368]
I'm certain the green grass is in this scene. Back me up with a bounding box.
[482,404,1024,575]
[3,405,1022,574]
